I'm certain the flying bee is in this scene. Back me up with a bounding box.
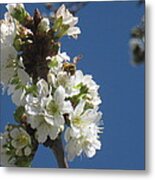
[73,54,83,64]
[63,62,76,75]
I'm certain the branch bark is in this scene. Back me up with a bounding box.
[17,8,68,168]
[44,136,68,168]
[52,137,68,168]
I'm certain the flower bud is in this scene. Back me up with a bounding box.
[6,3,29,24]
[38,18,50,32]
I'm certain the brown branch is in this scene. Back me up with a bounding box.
[52,137,68,168]
[44,136,68,168]
[22,8,68,168]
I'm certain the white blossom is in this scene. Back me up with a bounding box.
[0,13,30,106]
[1,3,103,165]
[74,70,102,106]
[6,3,25,15]
[25,79,49,117]
[0,126,32,167]
[0,14,15,45]
[25,79,72,143]
[65,126,101,161]
[0,133,16,167]
[57,70,80,97]
[47,50,70,74]
[6,67,30,106]
[10,127,32,156]
[58,69,101,105]
[55,4,81,39]
[28,115,59,143]
[48,66,101,105]
[38,18,50,32]
[65,100,102,161]
[0,47,17,85]
[44,86,73,127]
[0,13,16,83]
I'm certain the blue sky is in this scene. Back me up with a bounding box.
[0,1,145,169]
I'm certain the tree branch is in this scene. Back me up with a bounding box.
[52,137,68,168]
[44,136,68,168]
[22,8,68,168]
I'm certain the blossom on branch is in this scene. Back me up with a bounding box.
[0,11,30,106]
[65,100,102,161]
[0,3,103,167]
[0,125,36,167]
[54,4,81,39]
[25,79,73,143]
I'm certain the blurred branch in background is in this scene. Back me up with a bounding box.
[129,0,145,65]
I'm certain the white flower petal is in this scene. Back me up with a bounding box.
[11,89,23,106]
[84,146,96,158]
[59,52,70,61]
[56,4,66,18]
[74,100,85,117]
[15,149,23,156]
[37,79,49,97]
[67,27,81,37]
[38,18,50,32]
[28,115,43,129]
[54,86,65,106]
[48,126,59,140]
[93,140,101,150]
[10,128,20,139]
[36,124,48,143]
[24,146,31,156]
[54,115,64,127]
[44,115,54,126]
[6,3,25,14]
[65,140,77,161]
[55,4,81,38]
[62,101,73,114]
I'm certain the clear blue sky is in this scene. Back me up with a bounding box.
[0,1,145,169]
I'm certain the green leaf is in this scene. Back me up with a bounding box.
[14,106,25,123]
[15,83,23,90]
[12,6,29,24]
[56,24,70,39]
[48,57,58,68]
[53,17,63,31]
[74,83,83,90]
[85,102,94,110]
[80,85,88,94]
[10,76,20,85]
[68,84,89,107]
[13,37,23,51]
[25,85,37,96]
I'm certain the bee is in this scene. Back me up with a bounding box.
[73,54,83,64]
[63,54,83,75]
[63,62,76,75]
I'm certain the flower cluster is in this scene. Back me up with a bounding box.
[0,8,29,106]
[0,125,36,167]
[54,4,81,39]
[0,3,103,167]
[25,68,102,160]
